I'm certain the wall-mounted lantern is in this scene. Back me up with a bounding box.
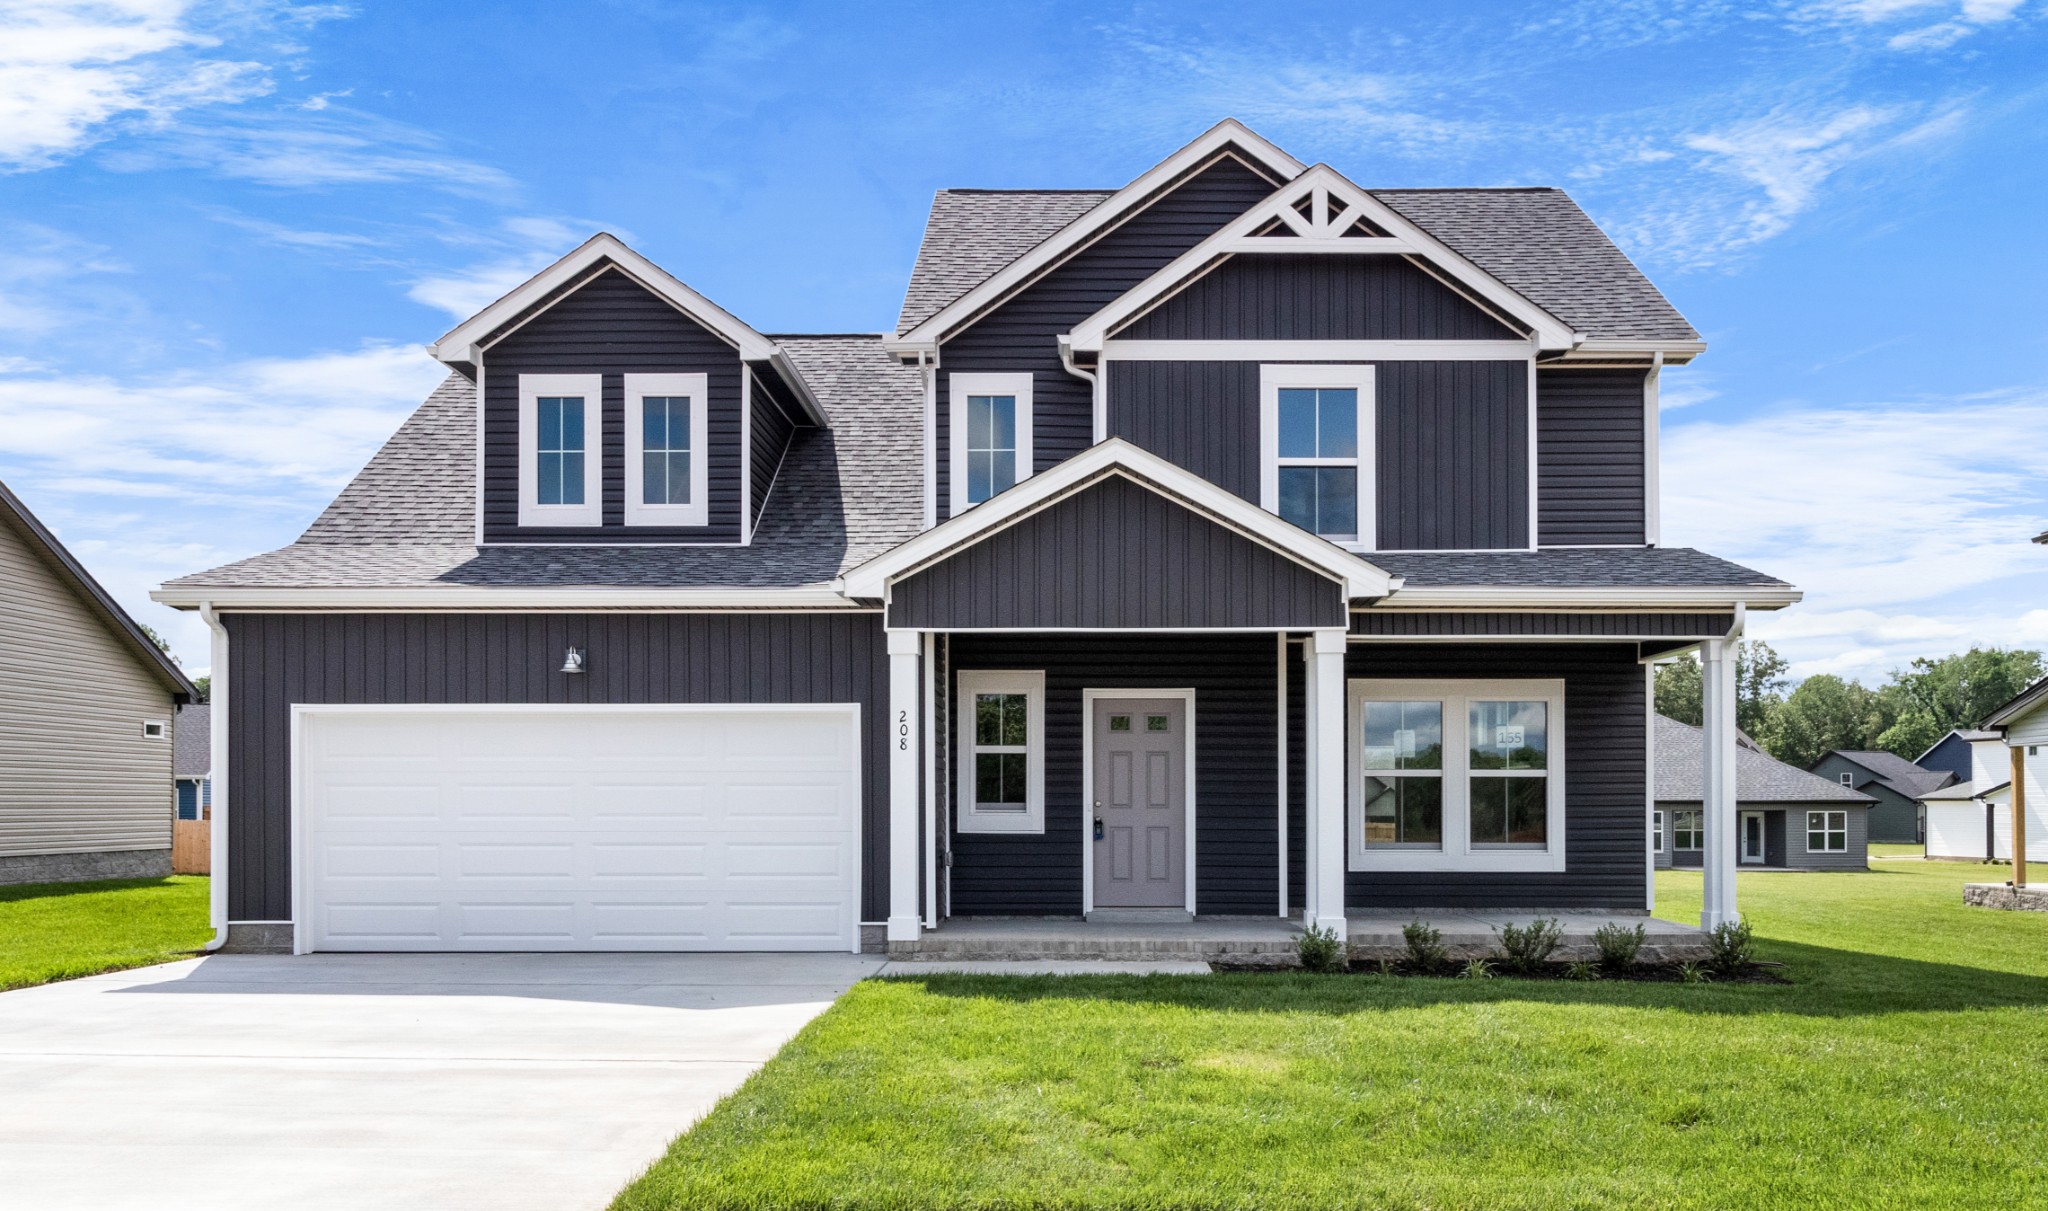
[561,646,586,674]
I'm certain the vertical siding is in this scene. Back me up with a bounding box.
[749,372,800,523]
[1107,359,1529,549]
[947,634,1281,916]
[222,612,890,922]
[1537,369,1647,546]
[888,476,1345,630]
[1807,754,1921,843]
[1118,254,1518,340]
[482,268,745,543]
[1343,642,1648,909]
[0,522,177,858]
[936,157,1279,520]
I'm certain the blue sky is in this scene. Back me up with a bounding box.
[1,0,2044,681]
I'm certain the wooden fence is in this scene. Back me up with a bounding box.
[172,819,210,874]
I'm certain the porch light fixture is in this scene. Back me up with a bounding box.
[561,646,586,674]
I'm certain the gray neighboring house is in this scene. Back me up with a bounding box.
[0,481,197,884]
[174,703,211,821]
[1807,750,1952,844]
[1656,716,1873,871]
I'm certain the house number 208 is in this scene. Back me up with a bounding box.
[898,711,910,750]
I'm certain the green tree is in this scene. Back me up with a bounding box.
[1654,657,1702,725]
[1652,640,1788,736]
[1762,674,1892,767]
[1874,647,2043,757]
[189,675,210,704]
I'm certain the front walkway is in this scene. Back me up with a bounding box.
[0,952,880,1211]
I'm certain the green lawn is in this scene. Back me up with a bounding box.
[618,862,2048,1211]
[1869,842,1926,859]
[0,876,212,992]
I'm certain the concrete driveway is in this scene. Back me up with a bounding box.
[0,951,882,1211]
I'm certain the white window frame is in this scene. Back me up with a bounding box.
[1260,363,1375,550]
[1652,809,1665,853]
[1840,772,1854,787]
[1348,677,1565,872]
[518,373,603,527]
[1673,808,1703,851]
[949,372,1033,515]
[1805,809,1848,853]
[623,372,710,527]
[142,720,166,739]
[956,669,1046,834]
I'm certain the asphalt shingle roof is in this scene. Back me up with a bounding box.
[1656,716,1872,804]
[174,703,209,777]
[895,185,1696,341]
[1372,547,1785,589]
[1834,750,1957,799]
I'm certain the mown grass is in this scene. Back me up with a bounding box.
[617,862,2048,1210]
[0,876,211,992]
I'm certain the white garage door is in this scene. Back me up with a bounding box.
[297,707,860,952]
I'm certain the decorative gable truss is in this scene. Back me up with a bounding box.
[1064,164,1581,356]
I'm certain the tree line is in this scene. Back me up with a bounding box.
[1654,645,2044,769]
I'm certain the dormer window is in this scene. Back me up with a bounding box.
[624,373,709,526]
[1259,364,1374,546]
[949,372,1033,513]
[518,374,602,526]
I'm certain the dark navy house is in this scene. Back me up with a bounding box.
[157,121,1795,954]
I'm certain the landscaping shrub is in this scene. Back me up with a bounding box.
[1459,958,1493,979]
[1495,917,1563,974]
[1565,960,1602,982]
[1297,924,1344,972]
[1593,922,1646,969]
[1678,960,1711,984]
[1402,920,1447,970]
[1707,918,1756,974]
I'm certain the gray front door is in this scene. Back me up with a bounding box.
[1091,698,1187,908]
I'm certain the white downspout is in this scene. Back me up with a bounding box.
[919,350,938,530]
[198,602,230,952]
[1057,336,1104,444]
[1645,351,1664,547]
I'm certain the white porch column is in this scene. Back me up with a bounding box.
[1700,637,1740,929]
[886,630,923,943]
[1300,640,1318,928]
[1310,629,1348,936]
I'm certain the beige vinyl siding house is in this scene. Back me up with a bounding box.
[0,482,196,884]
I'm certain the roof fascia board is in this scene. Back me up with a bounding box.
[1066,164,1579,353]
[839,437,1391,599]
[151,586,862,611]
[1380,585,1803,609]
[887,120,1305,349]
[1556,338,1707,365]
[1,482,196,697]
[1985,677,2048,729]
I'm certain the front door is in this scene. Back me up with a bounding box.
[1740,810,1766,864]
[1091,698,1187,908]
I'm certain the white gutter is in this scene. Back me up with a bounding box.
[198,602,230,953]
[153,586,867,611]
[1057,336,1105,443]
[1379,585,1801,610]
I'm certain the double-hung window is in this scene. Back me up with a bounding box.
[1652,809,1665,852]
[1806,810,1847,852]
[1261,364,1373,546]
[1349,678,1564,872]
[624,372,709,526]
[949,372,1033,514]
[1673,809,1703,851]
[518,373,602,526]
[956,670,1045,833]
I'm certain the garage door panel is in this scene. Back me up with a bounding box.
[301,709,860,952]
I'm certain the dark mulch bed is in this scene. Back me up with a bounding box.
[1211,957,1792,983]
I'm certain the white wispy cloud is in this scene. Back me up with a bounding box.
[406,216,602,321]
[113,106,517,193]
[1796,0,2030,50]
[1662,388,2048,679]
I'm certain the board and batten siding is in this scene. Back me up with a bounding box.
[1116,254,1519,341]
[947,633,1284,916]
[934,156,1280,521]
[481,267,745,543]
[221,612,891,923]
[1537,368,1647,546]
[0,520,176,860]
[888,476,1345,631]
[1334,642,1648,909]
[1105,360,1529,549]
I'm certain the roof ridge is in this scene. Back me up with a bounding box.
[938,187,1116,195]
[1369,186,1563,194]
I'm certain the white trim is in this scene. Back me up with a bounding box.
[1259,363,1376,548]
[1739,809,1767,864]
[842,437,1394,600]
[919,352,938,530]
[1347,676,1568,873]
[948,372,1034,516]
[739,369,754,544]
[1645,661,1657,910]
[199,603,229,951]
[1645,352,1663,546]
[155,588,864,610]
[473,357,486,545]
[142,719,167,738]
[1081,688,1199,916]
[1567,338,1706,364]
[955,669,1047,835]
[1066,164,1579,354]
[1101,339,1534,362]
[622,372,710,527]
[888,120,1304,348]
[289,701,865,955]
[1803,808,1848,854]
[1276,634,1289,919]
[922,632,938,929]
[1381,585,1802,609]
[887,631,921,941]
[1526,340,1539,550]
[517,374,603,527]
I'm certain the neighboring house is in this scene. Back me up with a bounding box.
[174,703,211,820]
[1,481,197,884]
[1916,728,2000,783]
[1807,750,1950,844]
[1653,715,1871,871]
[153,119,1798,955]
[1962,677,2048,866]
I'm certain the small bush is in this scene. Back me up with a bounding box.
[1495,917,1563,974]
[1565,960,1602,982]
[1707,919,1755,974]
[1677,960,1711,985]
[1402,920,1448,970]
[1460,958,1493,979]
[1297,924,1344,973]
[1593,922,1646,969]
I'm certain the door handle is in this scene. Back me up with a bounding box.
[1094,816,1104,842]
